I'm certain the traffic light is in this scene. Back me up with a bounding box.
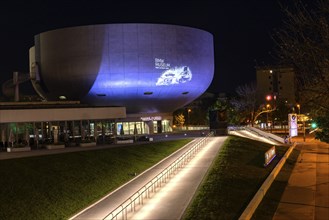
[266,95,272,101]
[311,122,317,129]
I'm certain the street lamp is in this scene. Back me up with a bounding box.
[296,104,300,115]
[266,104,270,128]
[266,104,271,129]
[187,108,192,130]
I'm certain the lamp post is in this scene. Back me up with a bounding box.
[266,104,271,130]
[296,104,301,115]
[303,119,306,142]
[265,95,272,130]
[296,104,305,141]
[187,108,192,130]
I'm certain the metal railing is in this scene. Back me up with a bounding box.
[103,132,214,220]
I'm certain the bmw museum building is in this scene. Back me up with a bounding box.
[0,23,214,148]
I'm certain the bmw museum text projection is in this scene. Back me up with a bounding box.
[30,24,214,114]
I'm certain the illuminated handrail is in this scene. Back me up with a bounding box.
[103,132,214,220]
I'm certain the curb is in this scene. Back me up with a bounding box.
[238,142,297,220]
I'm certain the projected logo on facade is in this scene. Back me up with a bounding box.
[155,58,192,86]
[155,58,171,70]
[156,66,192,86]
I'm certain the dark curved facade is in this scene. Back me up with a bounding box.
[32,24,214,114]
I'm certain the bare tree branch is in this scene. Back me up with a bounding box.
[273,0,329,113]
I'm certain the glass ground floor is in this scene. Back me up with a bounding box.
[117,119,172,135]
[0,118,172,148]
[0,106,173,149]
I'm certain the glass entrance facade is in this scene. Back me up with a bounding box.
[116,119,172,136]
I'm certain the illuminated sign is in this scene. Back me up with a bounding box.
[155,58,171,70]
[156,66,192,86]
[289,113,298,137]
[140,116,162,121]
[264,146,276,166]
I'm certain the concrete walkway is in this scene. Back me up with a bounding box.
[129,136,226,220]
[71,136,226,220]
[273,136,329,220]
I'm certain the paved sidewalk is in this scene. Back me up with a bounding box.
[273,136,329,220]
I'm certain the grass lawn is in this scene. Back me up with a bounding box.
[182,136,290,220]
[0,139,191,220]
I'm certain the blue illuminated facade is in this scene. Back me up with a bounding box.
[31,24,214,114]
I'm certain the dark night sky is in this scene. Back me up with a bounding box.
[0,0,289,95]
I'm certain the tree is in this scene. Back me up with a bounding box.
[273,0,329,142]
[252,105,276,126]
[174,92,217,127]
[271,99,292,127]
[230,83,259,125]
[314,113,329,143]
[174,113,185,128]
[209,94,238,125]
[273,0,329,112]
